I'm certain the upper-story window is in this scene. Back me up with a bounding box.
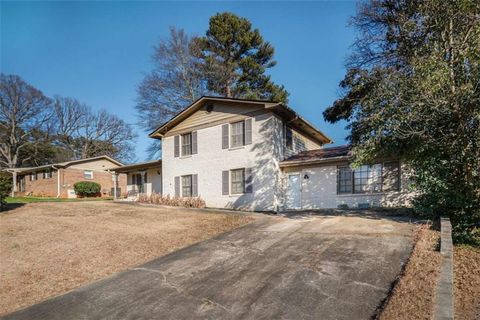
[230,121,245,148]
[181,133,192,156]
[222,119,252,150]
[285,127,293,149]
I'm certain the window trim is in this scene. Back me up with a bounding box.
[230,168,246,195]
[181,132,192,156]
[84,170,94,180]
[181,174,193,197]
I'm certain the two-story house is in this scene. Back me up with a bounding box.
[149,96,413,211]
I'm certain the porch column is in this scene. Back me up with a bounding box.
[113,172,118,200]
[140,170,146,194]
[11,171,17,197]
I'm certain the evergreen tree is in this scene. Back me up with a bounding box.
[323,0,480,245]
[194,12,288,102]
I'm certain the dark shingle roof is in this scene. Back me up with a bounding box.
[283,145,351,163]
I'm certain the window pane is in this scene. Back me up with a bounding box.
[182,175,192,197]
[182,133,192,156]
[353,164,382,193]
[285,127,293,148]
[231,169,245,194]
[337,166,352,194]
[230,122,245,148]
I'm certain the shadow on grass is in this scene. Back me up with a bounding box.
[0,203,26,213]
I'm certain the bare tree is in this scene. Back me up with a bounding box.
[53,96,137,162]
[52,96,89,159]
[0,74,52,168]
[136,27,209,158]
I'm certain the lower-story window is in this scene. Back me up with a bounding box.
[182,175,192,197]
[231,168,245,194]
[337,162,400,194]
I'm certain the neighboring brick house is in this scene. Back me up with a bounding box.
[5,156,127,198]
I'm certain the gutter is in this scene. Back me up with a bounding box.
[279,155,351,168]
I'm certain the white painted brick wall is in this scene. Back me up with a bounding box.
[162,112,284,211]
[282,164,414,209]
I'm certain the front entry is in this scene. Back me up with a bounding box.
[286,174,301,209]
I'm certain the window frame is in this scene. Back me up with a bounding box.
[352,164,382,194]
[336,162,400,195]
[230,168,245,195]
[181,174,193,197]
[337,166,353,194]
[230,121,245,148]
[181,132,192,156]
[285,126,293,149]
[84,170,94,180]
[30,172,37,181]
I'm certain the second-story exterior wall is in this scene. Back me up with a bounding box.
[162,111,285,211]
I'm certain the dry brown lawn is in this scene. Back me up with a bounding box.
[454,245,480,320]
[378,224,441,320]
[0,202,253,315]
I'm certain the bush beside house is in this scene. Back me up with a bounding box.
[0,173,13,208]
[74,181,101,197]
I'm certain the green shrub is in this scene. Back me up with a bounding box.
[74,181,101,197]
[0,173,13,208]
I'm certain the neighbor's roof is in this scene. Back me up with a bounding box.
[279,145,352,167]
[3,155,124,174]
[149,96,332,145]
[109,160,162,173]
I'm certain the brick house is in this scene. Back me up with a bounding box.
[5,156,127,198]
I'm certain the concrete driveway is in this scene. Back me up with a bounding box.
[3,213,415,320]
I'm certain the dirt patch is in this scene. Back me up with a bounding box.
[454,245,480,320]
[0,202,253,315]
[378,224,441,320]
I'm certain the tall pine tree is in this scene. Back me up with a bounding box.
[194,12,288,103]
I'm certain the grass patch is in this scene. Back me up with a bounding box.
[5,196,112,203]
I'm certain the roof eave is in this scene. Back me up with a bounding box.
[279,155,351,168]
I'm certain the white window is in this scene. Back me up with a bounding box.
[181,133,192,156]
[230,121,245,148]
[84,170,93,179]
[231,168,245,194]
[30,172,37,181]
[182,175,192,197]
[43,170,53,179]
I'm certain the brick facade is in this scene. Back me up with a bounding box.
[16,168,127,198]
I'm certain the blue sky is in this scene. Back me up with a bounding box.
[1,1,356,162]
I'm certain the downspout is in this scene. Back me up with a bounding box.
[12,170,17,197]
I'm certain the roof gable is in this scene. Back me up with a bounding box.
[149,96,332,145]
